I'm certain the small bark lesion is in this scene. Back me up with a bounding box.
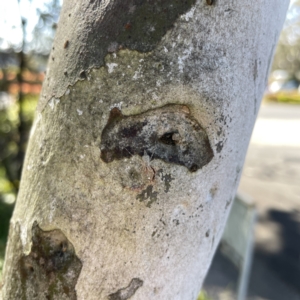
[108,278,143,300]
[136,185,158,208]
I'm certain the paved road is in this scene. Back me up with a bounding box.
[204,103,300,299]
[240,102,300,298]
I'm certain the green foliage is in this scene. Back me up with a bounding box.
[197,290,212,300]
[0,93,38,193]
[272,1,300,80]
[0,198,14,280]
[0,93,37,279]
[264,91,300,104]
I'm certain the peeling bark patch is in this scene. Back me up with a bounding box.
[136,185,158,208]
[100,105,214,172]
[109,278,143,300]
[18,222,82,299]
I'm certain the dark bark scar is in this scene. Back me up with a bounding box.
[109,278,143,300]
[16,222,82,299]
[100,104,214,172]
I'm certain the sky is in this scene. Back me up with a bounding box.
[286,0,300,27]
[0,0,62,51]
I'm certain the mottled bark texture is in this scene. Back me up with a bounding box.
[1,0,288,299]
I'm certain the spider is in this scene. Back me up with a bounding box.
[123,148,156,182]
[141,150,156,181]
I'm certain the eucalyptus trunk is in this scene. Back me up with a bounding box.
[1,1,288,299]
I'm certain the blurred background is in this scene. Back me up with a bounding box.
[0,1,299,299]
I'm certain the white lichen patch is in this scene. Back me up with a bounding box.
[178,46,194,73]
[106,63,118,73]
[181,6,196,22]
[48,98,55,110]
[110,102,123,110]
[152,92,159,100]
[30,113,42,138]
[48,97,60,110]
[132,66,143,80]
[19,222,28,248]
[49,198,57,223]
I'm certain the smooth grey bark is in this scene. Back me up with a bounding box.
[1,1,288,299]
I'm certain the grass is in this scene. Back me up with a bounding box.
[264,91,300,104]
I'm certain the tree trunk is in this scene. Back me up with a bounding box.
[1,1,288,299]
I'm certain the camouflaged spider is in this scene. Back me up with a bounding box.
[141,150,156,181]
